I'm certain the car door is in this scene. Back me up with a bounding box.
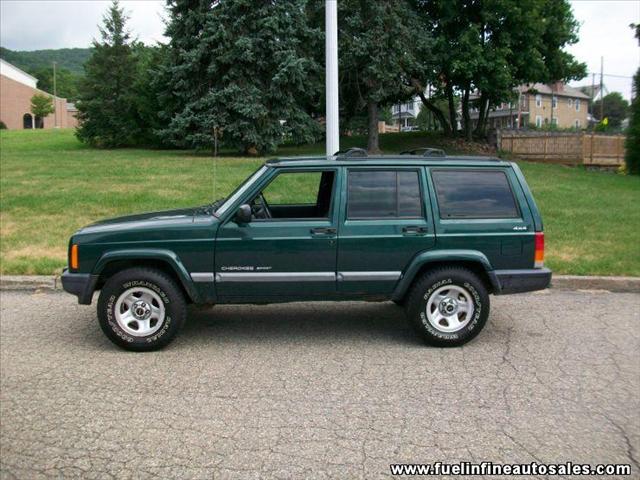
[427,167,534,269]
[215,167,341,300]
[337,166,435,295]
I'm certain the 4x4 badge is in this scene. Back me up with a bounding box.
[513,226,528,231]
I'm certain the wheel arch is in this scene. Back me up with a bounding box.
[92,249,199,303]
[392,250,500,302]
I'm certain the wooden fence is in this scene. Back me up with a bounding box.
[498,131,626,167]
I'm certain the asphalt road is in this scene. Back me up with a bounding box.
[1,289,638,479]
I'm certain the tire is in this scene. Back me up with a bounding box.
[405,267,490,347]
[97,268,186,352]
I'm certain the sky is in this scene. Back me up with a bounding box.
[0,0,638,99]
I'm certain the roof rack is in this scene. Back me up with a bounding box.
[400,147,446,157]
[334,147,368,158]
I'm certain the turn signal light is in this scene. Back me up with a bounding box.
[534,232,544,268]
[71,244,79,270]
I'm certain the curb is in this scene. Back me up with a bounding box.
[550,275,640,293]
[1,274,639,294]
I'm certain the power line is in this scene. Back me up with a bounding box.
[587,72,634,79]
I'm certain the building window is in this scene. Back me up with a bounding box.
[575,119,581,128]
[551,117,558,126]
[535,115,542,128]
[552,96,557,109]
[535,94,542,107]
[568,99,574,108]
[575,99,581,112]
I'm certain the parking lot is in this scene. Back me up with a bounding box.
[1,289,639,479]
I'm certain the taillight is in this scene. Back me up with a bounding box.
[70,244,79,270]
[534,232,544,268]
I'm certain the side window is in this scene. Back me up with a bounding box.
[347,170,422,219]
[262,171,323,205]
[431,170,520,219]
[253,170,335,220]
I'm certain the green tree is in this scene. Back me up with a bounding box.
[160,0,322,154]
[625,24,639,174]
[31,66,80,102]
[337,0,429,153]
[76,0,142,147]
[592,92,629,129]
[131,44,168,146]
[30,94,55,120]
[410,0,586,140]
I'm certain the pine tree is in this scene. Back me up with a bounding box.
[76,1,141,147]
[160,0,322,154]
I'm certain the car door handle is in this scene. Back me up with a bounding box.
[402,226,428,235]
[310,227,337,236]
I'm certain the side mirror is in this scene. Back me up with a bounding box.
[234,204,252,224]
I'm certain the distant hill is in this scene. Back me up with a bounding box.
[0,47,92,75]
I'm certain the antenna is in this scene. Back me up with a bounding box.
[213,126,219,201]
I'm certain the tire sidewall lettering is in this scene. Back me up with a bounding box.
[106,281,171,343]
[418,277,483,340]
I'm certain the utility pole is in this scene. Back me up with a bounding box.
[599,56,604,122]
[53,61,58,128]
[325,0,339,156]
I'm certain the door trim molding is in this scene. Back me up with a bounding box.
[190,272,215,282]
[215,272,335,282]
[213,271,402,283]
[338,271,401,281]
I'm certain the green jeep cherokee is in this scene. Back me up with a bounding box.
[62,149,551,351]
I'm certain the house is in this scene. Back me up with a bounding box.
[391,96,422,130]
[470,82,590,130]
[0,58,78,129]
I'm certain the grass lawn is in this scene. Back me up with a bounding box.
[1,129,638,276]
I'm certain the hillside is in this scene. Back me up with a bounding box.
[0,47,91,75]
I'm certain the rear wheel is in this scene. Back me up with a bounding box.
[97,268,186,351]
[405,267,490,347]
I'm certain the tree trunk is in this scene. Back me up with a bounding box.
[367,100,381,154]
[461,87,472,142]
[474,94,489,136]
[416,90,451,135]
[446,83,457,137]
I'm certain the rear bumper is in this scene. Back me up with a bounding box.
[61,268,99,305]
[494,268,552,295]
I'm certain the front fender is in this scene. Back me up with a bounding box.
[93,249,199,302]
[392,250,500,301]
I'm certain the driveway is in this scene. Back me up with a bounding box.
[1,289,638,479]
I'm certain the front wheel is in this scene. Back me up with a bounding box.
[405,268,490,347]
[97,268,186,351]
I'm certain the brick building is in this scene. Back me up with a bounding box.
[0,58,78,130]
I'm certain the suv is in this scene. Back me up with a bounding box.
[62,149,551,351]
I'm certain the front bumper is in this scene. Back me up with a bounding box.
[61,268,99,304]
[494,268,552,295]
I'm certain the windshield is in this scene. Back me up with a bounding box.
[215,166,268,216]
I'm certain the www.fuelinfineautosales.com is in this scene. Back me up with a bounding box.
[389,461,632,476]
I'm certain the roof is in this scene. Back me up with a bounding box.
[266,154,509,168]
[518,83,590,100]
[0,58,38,88]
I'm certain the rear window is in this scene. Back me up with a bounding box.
[432,170,519,219]
[347,170,422,219]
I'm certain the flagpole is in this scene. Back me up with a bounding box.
[325,0,339,156]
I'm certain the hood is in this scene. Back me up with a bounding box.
[85,207,198,228]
